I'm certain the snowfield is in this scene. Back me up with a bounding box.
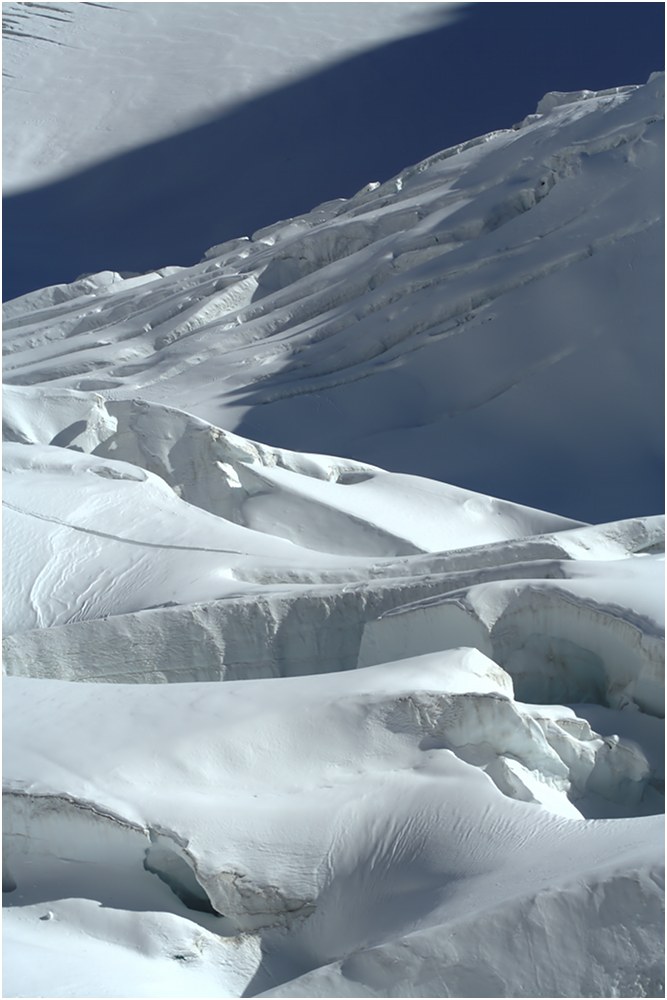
[2,33,664,1000]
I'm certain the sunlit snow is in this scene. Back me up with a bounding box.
[2,9,664,999]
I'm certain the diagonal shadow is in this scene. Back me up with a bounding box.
[3,2,663,302]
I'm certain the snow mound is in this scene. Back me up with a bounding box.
[3,899,262,999]
[3,386,584,638]
[258,865,665,998]
[4,659,662,997]
[4,385,575,561]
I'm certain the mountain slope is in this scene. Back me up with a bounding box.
[4,3,663,301]
[3,71,665,1000]
[5,74,664,521]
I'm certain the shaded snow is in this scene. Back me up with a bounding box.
[4,662,663,998]
[4,74,664,521]
[3,2,466,192]
[2,52,664,1000]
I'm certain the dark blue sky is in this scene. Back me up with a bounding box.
[4,2,664,300]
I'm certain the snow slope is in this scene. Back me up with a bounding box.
[3,2,663,302]
[4,74,664,522]
[3,59,665,1000]
[2,1,465,193]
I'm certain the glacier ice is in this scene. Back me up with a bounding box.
[2,68,664,1000]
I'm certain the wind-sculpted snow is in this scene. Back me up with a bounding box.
[3,76,665,999]
[3,393,665,996]
[3,386,583,637]
[4,74,664,521]
[3,385,577,560]
[257,866,665,999]
[3,660,663,998]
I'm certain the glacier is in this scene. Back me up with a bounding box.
[2,14,665,999]
[4,71,664,521]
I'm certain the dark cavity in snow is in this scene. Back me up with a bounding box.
[143,839,220,917]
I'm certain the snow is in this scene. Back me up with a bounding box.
[359,557,665,716]
[4,662,663,997]
[3,2,466,193]
[4,72,664,522]
[2,9,664,997]
[3,408,664,999]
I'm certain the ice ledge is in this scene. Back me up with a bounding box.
[535,84,638,116]
[2,788,316,933]
[534,71,663,117]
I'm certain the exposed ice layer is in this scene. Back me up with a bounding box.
[569,703,665,786]
[3,789,316,934]
[359,558,665,717]
[4,534,661,686]
[1,588,403,684]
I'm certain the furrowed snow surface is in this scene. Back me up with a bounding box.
[3,75,665,998]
